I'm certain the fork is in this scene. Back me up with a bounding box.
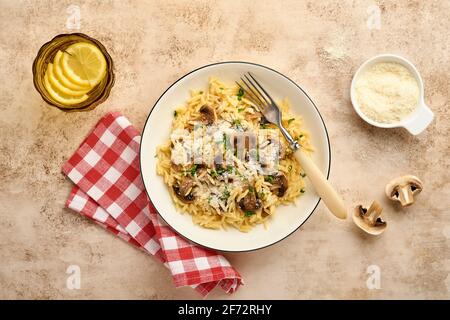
[237,72,347,219]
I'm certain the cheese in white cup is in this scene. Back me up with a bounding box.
[350,54,434,135]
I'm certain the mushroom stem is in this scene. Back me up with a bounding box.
[398,187,414,206]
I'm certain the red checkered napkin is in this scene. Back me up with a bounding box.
[62,112,242,296]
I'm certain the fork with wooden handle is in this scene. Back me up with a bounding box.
[237,72,347,219]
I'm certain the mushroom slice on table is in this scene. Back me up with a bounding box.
[199,105,216,125]
[353,201,387,235]
[385,175,423,207]
[173,177,195,203]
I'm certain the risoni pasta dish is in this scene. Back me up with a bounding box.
[156,78,312,232]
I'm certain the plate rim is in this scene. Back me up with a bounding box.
[139,61,331,252]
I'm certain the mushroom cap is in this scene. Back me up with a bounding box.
[270,173,288,197]
[238,187,261,212]
[353,201,387,235]
[385,175,423,206]
[173,177,195,203]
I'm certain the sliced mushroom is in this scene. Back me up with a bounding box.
[173,177,195,203]
[199,105,216,125]
[232,133,257,161]
[270,173,288,197]
[385,175,423,207]
[353,201,387,235]
[238,188,261,212]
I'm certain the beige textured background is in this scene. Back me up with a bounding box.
[0,0,449,299]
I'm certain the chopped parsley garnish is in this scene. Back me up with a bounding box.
[173,111,178,117]
[288,118,295,125]
[238,108,244,112]
[237,88,244,101]
[248,186,254,193]
[232,119,243,130]
[300,172,307,178]
[257,191,265,199]
[244,210,255,217]
[260,123,269,129]
[295,134,304,140]
[300,188,305,193]
[220,87,224,90]
[265,175,275,183]
[199,91,203,94]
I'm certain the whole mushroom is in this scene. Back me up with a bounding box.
[269,173,288,197]
[385,175,423,207]
[353,201,387,235]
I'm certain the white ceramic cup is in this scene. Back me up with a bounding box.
[350,54,434,135]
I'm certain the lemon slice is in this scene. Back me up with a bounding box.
[46,63,90,96]
[61,42,107,87]
[43,65,89,105]
[53,50,91,91]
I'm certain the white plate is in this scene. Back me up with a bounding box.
[140,62,331,252]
